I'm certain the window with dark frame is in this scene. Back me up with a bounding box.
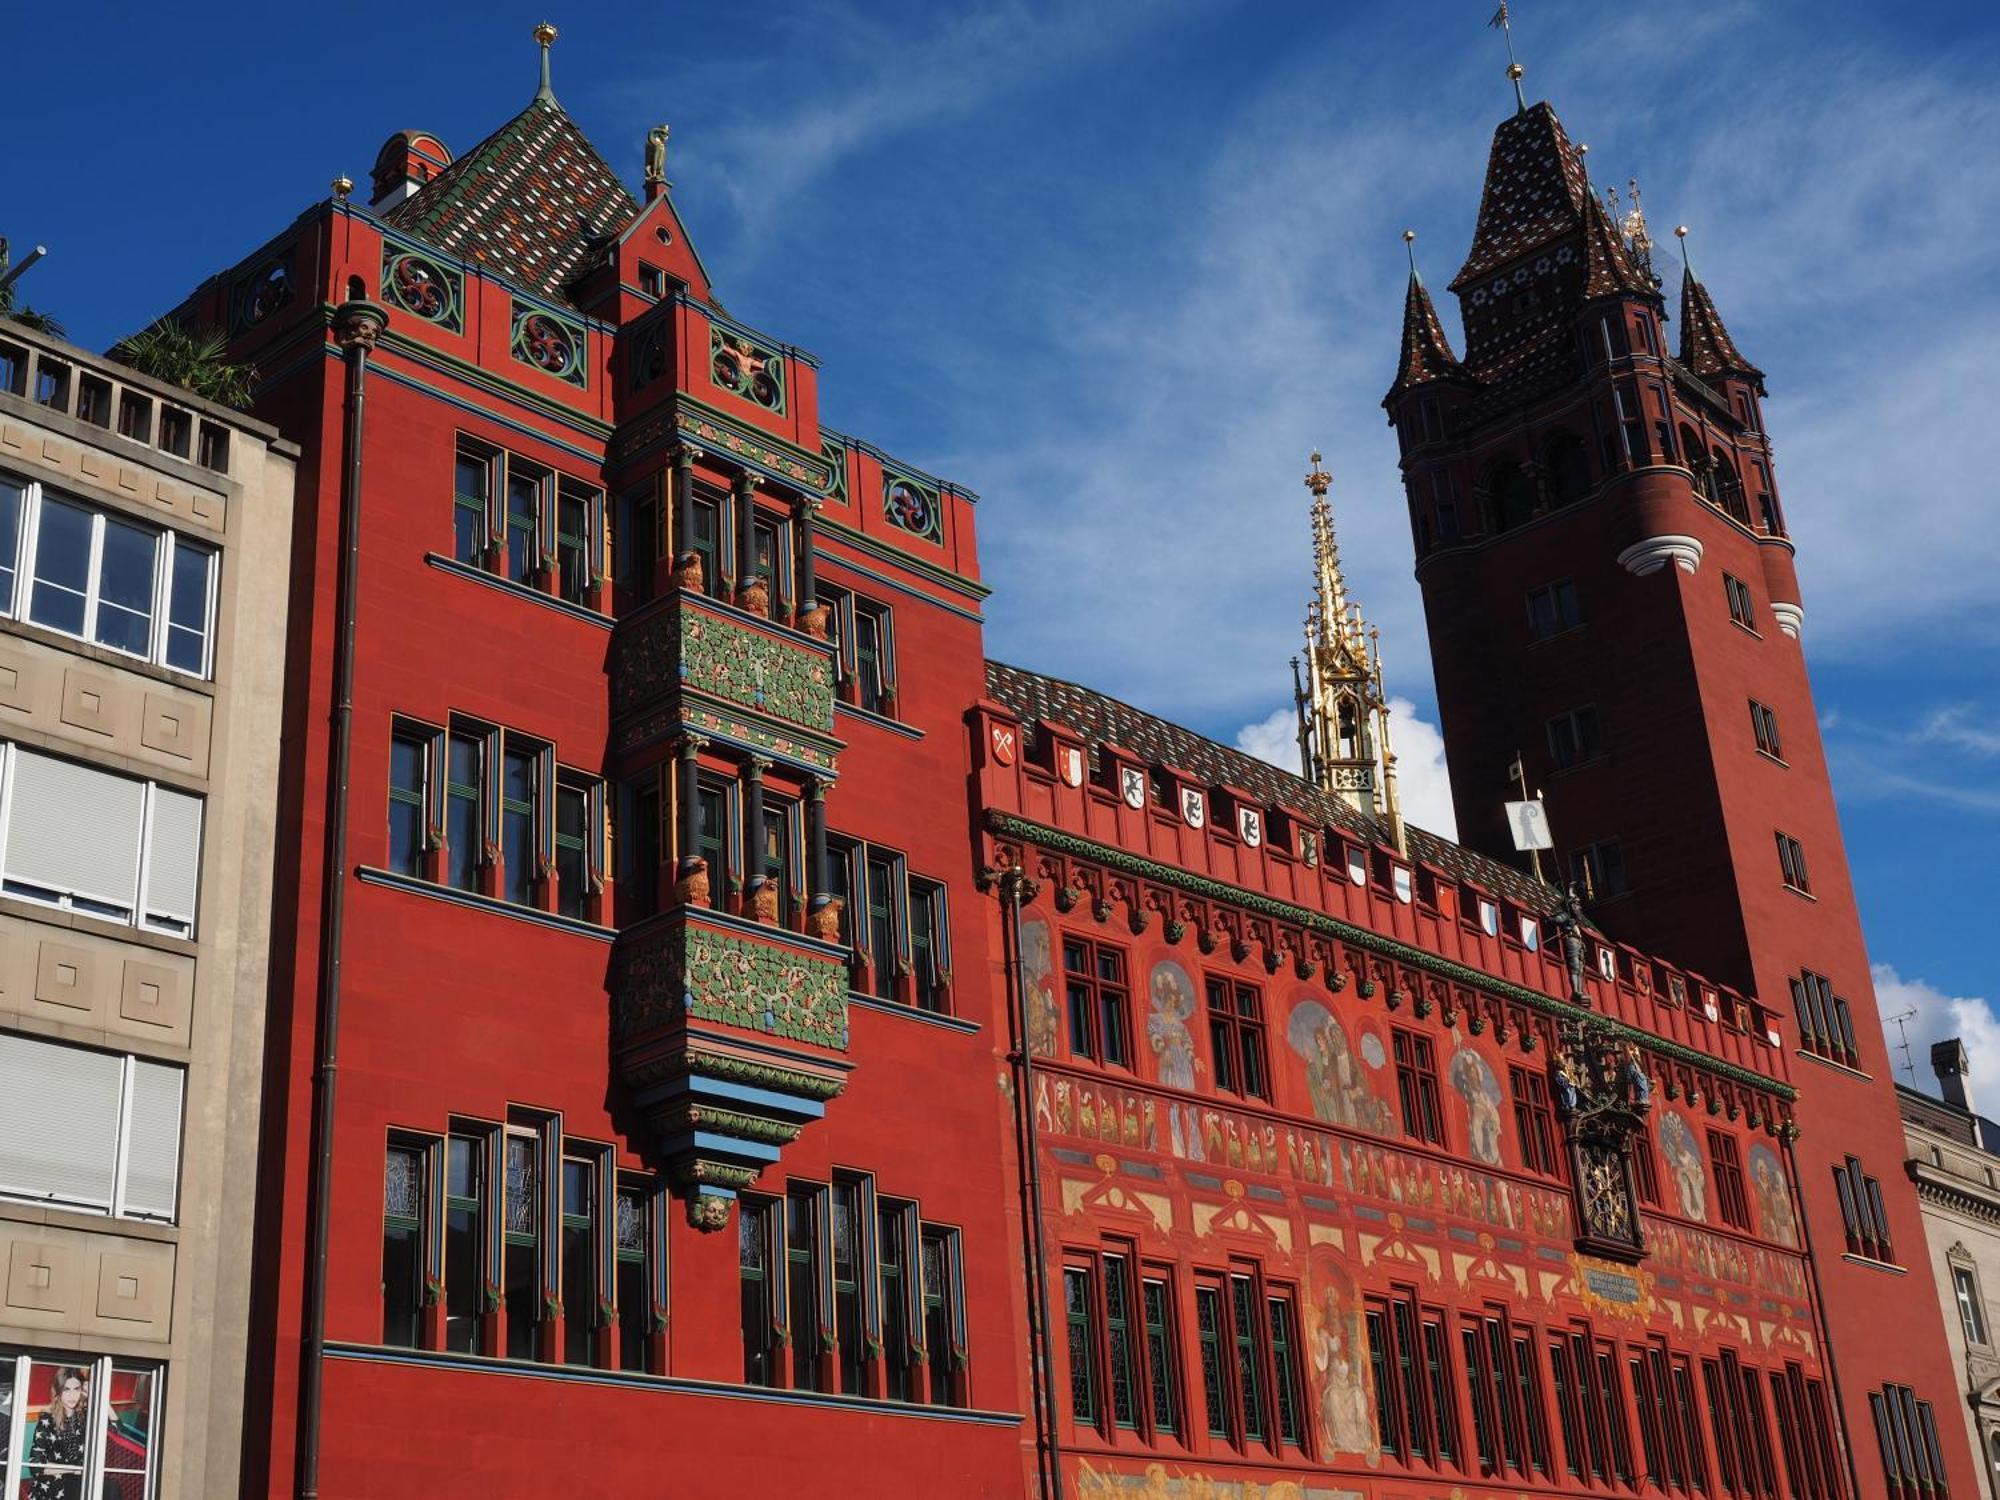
[740,1195,778,1386]
[1569,838,1629,901]
[1709,1130,1751,1231]
[451,438,603,605]
[1512,1066,1562,1177]
[1546,706,1604,770]
[819,583,896,717]
[1791,969,1859,1067]
[1955,1265,1988,1347]
[1750,699,1784,760]
[1205,975,1270,1100]
[1364,1287,1458,1469]
[1393,1027,1446,1146]
[1833,1156,1895,1264]
[1725,573,1758,630]
[1776,832,1811,894]
[381,1139,428,1348]
[1526,579,1582,640]
[1063,936,1132,1068]
[1872,1383,1949,1500]
[1460,1309,1549,1480]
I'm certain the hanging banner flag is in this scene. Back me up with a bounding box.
[1504,799,1554,851]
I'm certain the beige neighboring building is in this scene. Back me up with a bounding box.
[1901,1041,2000,1500]
[0,316,294,1499]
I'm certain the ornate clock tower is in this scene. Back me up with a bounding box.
[1383,79,1977,1498]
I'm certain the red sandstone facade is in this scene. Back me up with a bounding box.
[147,36,1961,1500]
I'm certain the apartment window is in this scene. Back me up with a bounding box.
[0,743,203,936]
[909,876,948,1013]
[1546,706,1603,770]
[0,472,218,675]
[1063,937,1131,1067]
[1512,1066,1562,1177]
[1724,573,1757,630]
[0,1352,164,1499]
[865,851,901,1000]
[503,1130,542,1359]
[382,1138,429,1347]
[1393,1028,1446,1146]
[1750,700,1784,759]
[1873,1384,1948,1500]
[1834,1156,1895,1263]
[1365,1288,1457,1468]
[1205,976,1270,1100]
[1955,1266,1988,1346]
[1462,1310,1549,1480]
[832,1179,864,1393]
[820,584,896,716]
[920,1226,963,1407]
[1791,969,1859,1067]
[559,1157,598,1365]
[388,724,430,876]
[443,1133,485,1353]
[1776,832,1811,894]
[554,775,591,918]
[1526,579,1582,640]
[1193,1268,1305,1455]
[449,438,602,603]
[1709,1131,1751,1230]
[0,1034,184,1224]
[1569,838,1629,901]
[740,1196,778,1385]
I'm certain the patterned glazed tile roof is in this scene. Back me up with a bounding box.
[1384,273,1467,404]
[1450,102,1592,291]
[984,659,1555,910]
[385,95,638,306]
[1679,272,1764,392]
[1579,189,1655,300]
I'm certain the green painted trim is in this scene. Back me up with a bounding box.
[987,812,1796,1103]
[373,323,614,440]
[673,394,829,491]
[815,516,991,602]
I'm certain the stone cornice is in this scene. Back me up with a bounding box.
[1910,1161,2000,1224]
[986,811,1796,1104]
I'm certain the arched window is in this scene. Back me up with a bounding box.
[1678,424,1703,476]
[1335,696,1362,761]
[1489,461,1535,533]
[1544,434,1591,507]
[1711,447,1748,524]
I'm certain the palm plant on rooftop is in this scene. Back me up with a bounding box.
[111,320,258,411]
[0,242,63,339]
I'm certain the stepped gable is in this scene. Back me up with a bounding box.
[385,95,639,305]
[985,659,1553,911]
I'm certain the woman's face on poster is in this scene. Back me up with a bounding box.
[58,1375,84,1413]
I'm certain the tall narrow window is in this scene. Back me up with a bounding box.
[1725,573,1757,629]
[503,1131,540,1360]
[752,513,788,622]
[1709,1130,1751,1230]
[833,1179,864,1394]
[615,1186,651,1373]
[1270,1291,1304,1449]
[554,777,589,917]
[1063,937,1131,1067]
[505,463,542,583]
[693,773,730,910]
[1230,1273,1268,1444]
[1104,1253,1141,1429]
[1142,1274,1180,1436]
[1196,1282,1228,1438]
[1393,1028,1446,1146]
[866,851,900,1000]
[1750,700,1784,759]
[388,725,429,877]
[1776,833,1811,894]
[556,478,592,604]
[382,1142,426,1348]
[0,474,23,610]
[852,602,887,714]
[787,1186,824,1391]
[446,731,481,891]
[740,1196,776,1385]
[1065,1264,1101,1427]
[881,1201,913,1401]
[1956,1266,1988,1346]
[921,1226,961,1407]
[501,743,536,905]
[454,445,491,564]
[1206,977,1270,1100]
[1512,1066,1562,1177]
[1834,1156,1895,1263]
[910,876,948,1013]
[443,1134,484,1353]
[687,488,725,600]
[560,1157,596,1366]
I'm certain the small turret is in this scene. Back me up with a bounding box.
[1385,231,1467,405]
[1675,227,1765,394]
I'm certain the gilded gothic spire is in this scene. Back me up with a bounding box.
[1295,454,1406,852]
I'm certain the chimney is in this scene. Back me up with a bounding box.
[1933,1037,1975,1113]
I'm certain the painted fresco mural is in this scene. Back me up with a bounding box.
[1446,1037,1505,1166]
[1023,912,1061,1058]
[1072,1459,1362,1499]
[1303,1250,1380,1465]
[1285,999,1393,1135]
[1747,1142,1799,1248]
[1657,1108,1708,1223]
[1147,959,1199,1090]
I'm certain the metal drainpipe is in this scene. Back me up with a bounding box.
[1000,869,1065,1500]
[299,298,387,1500]
[1783,1125,1865,1500]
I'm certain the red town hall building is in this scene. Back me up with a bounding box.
[152,27,1968,1500]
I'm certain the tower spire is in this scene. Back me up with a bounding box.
[1298,453,1401,840]
[1674,225,1765,392]
[1386,231,1465,404]
[533,21,559,102]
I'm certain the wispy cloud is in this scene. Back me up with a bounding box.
[1824,701,2000,813]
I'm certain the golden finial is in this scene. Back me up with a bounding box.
[1674,224,1694,276]
[1305,451,1332,498]
[534,22,559,100]
[1402,228,1418,276]
[331,175,354,202]
[1489,3,1527,112]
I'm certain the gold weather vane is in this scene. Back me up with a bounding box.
[1490,3,1528,112]
[1293,453,1407,853]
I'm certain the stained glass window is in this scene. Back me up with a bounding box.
[1196,1285,1227,1437]
[1065,1266,1097,1424]
[1143,1278,1178,1434]
[1105,1255,1138,1429]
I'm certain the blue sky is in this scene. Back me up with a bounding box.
[5,1,1995,1095]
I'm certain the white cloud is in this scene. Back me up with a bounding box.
[1874,962,2000,1107]
[1232,697,1458,843]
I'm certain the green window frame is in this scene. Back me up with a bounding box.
[1142,1274,1179,1436]
[443,1132,484,1354]
[453,443,492,565]
[556,479,592,604]
[1270,1292,1304,1449]
[505,462,544,583]
[500,743,537,905]
[388,723,429,877]
[739,1195,777,1386]
[1064,1264,1100,1427]
[786,1185,825,1392]
[1104,1253,1140,1429]
[554,776,589,918]
[1196,1282,1228,1437]
[445,730,482,891]
[382,1140,428,1349]
[503,1129,540,1360]
[559,1156,597,1367]
[881,1202,913,1401]
[615,1183,651,1374]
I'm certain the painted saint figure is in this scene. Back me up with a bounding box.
[1019,915,1061,1058]
[1658,1109,1708,1222]
[1287,999,1391,1134]
[1306,1264,1381,1466]
[1146,960,1199,1090]
[1748,1144,1799,1247]
[1449,1042,1505,1166]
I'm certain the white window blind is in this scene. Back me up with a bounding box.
[123,1059,184,1220]
[3,748,145,915]
[0,1033,123,1210]
[143,786,202,931]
